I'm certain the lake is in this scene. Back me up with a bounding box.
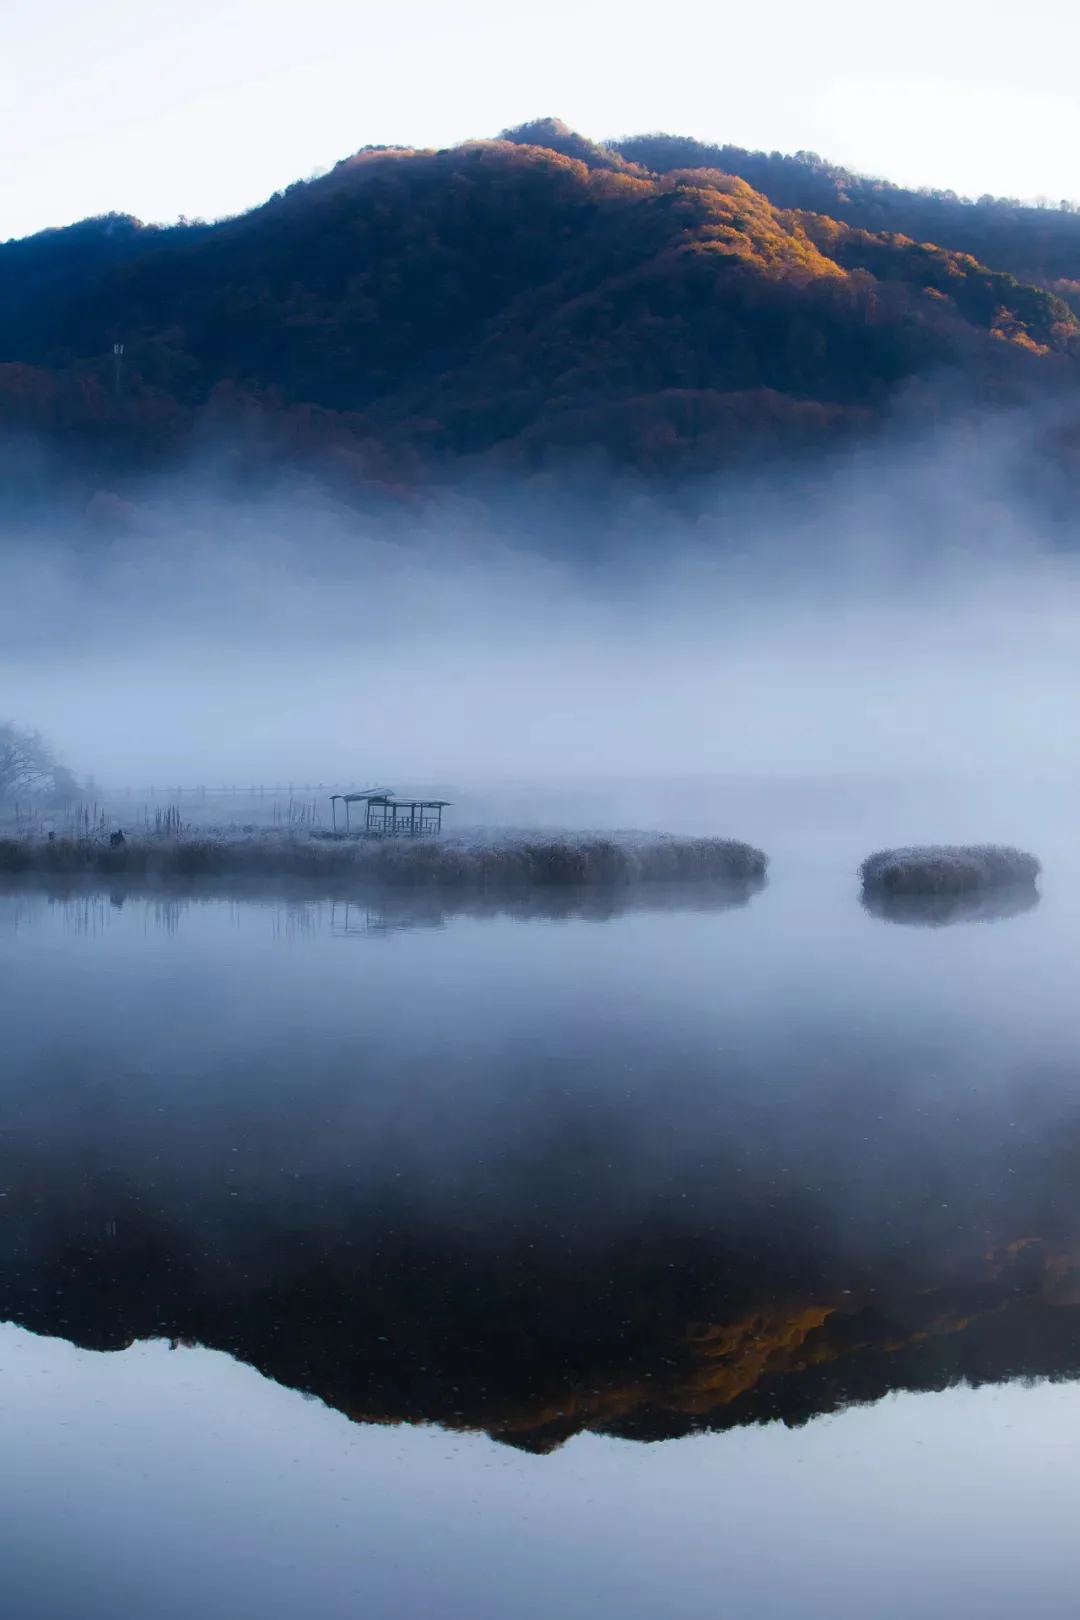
[4,782,1080,1619]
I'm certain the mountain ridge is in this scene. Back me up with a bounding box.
[3,121,1080,501]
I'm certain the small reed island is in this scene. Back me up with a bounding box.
[0,829,768,894]
[860,844,1041,898]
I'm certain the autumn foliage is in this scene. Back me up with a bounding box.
[3,124,1080,489]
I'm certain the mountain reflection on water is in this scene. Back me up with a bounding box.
[3,1175,1080,1456]
[2,871,1078,1458]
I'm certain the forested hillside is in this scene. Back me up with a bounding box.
[607,128,1080,292]
[3,120,1080,497]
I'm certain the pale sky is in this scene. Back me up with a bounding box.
[4,0,1080,241]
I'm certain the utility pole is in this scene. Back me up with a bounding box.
[113,342,124,398]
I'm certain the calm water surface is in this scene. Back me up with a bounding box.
[4,802,1080,1619]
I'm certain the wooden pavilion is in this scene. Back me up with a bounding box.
[330,788,450,837]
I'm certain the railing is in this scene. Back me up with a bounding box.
[364,809,443,837]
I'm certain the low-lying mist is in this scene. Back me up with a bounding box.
[4,411,1080,802]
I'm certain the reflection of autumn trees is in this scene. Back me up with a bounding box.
[3,131,1080,487]
[4,978,1080,1449]
[4,1176,1080,1452]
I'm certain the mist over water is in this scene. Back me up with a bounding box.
[6,413,1080,1619]
[3,412,1080,794]
[3,866,1079,1343]
[5,856,1080,1620]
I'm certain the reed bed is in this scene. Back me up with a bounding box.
[860,844,1040,897]
[0,829,768,891]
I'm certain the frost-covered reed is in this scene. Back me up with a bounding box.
[0,829,768,891]
[860,844,1040,897]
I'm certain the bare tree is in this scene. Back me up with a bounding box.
[0,722,56,800]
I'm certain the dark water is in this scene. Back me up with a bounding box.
[4,816,1080,1619]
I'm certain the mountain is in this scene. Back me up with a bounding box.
[3,121,1080,499]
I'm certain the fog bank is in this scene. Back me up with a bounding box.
[3,416,1080,790]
